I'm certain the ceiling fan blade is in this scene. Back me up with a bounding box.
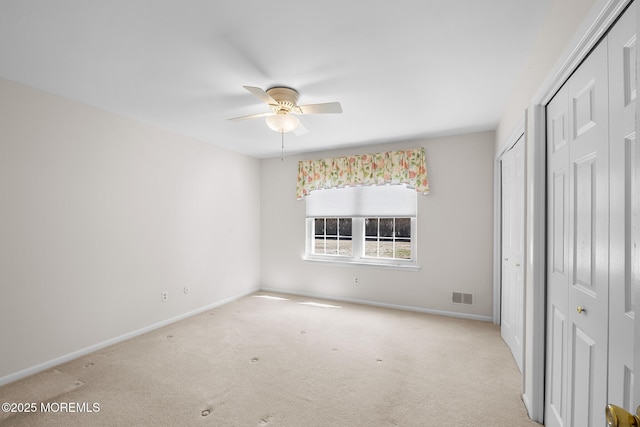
[294,121,309,136]
[228,111,274,121]
[297,102,342,114]
[243,86,278,105]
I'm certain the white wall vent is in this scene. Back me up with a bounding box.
[452,292,473,305]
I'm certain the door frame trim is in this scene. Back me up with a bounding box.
[635,1,640,407]
[516,0,634,422]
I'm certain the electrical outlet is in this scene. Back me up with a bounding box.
[354,277,359,285]
[161,291,168,302]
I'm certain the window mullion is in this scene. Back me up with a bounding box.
[377,217,381,258]
[322,218,327,254]
[392,218,396,259]
[336,218,340,254]
[352,217,363,261]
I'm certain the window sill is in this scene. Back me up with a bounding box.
[303,256,421,271]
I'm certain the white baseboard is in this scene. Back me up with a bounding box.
[259,287,493,322]
[0,288,258,387]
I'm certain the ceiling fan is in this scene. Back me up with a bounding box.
[228,86,342,135]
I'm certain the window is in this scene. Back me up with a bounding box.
[313,218,353,256]
[305,185,418,268]
[364,217,411,259]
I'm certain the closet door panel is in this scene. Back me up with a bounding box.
[571,325,596,427]
[608,2,636,412]
[566,36,609,427]
[545,84,570,427]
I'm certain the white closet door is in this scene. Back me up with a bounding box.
[545,83,570,427]
[608,2,636,413]
[501,135,525,372]
[545,34,610,427]
[566,34,610,427]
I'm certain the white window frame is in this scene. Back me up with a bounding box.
[305,216,418,269]
[303,185,420,269]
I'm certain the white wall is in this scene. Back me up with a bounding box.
[496,0,598,148]
[0,78,261,382]
[260,132,495,319]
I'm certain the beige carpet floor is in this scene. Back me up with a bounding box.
[0,292,541,426]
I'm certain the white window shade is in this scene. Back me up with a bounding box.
[305,185,417,217]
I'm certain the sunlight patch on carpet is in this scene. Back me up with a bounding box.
[253,295,290,301]
[298,302,342,309]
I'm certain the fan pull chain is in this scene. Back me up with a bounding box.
[281,131,284,161]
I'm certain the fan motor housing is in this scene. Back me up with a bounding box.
[266,87,299,112]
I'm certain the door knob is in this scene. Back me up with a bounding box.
[606,404,640,427]
[516,263,520,267]
[504,257,509,261]
[577,306,586,314]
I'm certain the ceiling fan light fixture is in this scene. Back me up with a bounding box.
[265,113,299,133]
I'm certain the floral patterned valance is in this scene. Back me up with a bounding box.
[296,147,429,199]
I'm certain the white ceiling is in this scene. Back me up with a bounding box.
[0,1,553,158]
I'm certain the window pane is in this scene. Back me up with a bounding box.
[325,239,338,255]
[337,218,353,256]
[314,218,324,236]
[364,239,378,257]
[313,218,326,255]
[338,240,353,256]
[396,241,411,259]
[338,218,352,237]
[379,218,394,237]
[365,218,378,237]
[379,238,394,257]
[326,218,337,236]
[395,218,411,237]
